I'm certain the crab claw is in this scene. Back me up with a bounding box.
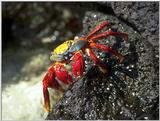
[42,66,64,112]
[54,63,73,84]
[71,51,85,78]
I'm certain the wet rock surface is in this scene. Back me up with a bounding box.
[46,3,159,120]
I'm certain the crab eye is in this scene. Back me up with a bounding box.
[74,36,79,40]
[50,54,64,62]
[51,51,54,55]
[50,54,56,61]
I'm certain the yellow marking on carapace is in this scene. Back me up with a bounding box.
[53,40,74,55]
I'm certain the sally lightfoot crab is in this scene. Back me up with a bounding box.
[42,21,128,112]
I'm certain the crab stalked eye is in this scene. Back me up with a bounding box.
[50,54,64,62]
[51,51,54,55]
[74,36,79,40]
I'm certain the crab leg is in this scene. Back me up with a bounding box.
[42,66,64,112]
[85,48,107,73]
[70,51,85,78]
[90,43,125,63]
[89,31,128,41]
[87,21,111,39]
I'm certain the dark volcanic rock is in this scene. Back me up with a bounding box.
[46,10,159,120]
[111,2,159,49]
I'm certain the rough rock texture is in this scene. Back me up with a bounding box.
[111,2,159,49]
[46,5,159,120]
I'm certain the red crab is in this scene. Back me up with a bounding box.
[42,21,128,112]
